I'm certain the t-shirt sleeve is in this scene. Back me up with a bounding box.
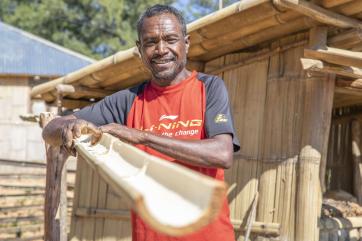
[73,88,137,126]
[204,76,240,152]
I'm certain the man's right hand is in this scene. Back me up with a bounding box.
[62,118,102,148]
[42,115,102,155]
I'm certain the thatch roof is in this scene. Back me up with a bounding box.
[31,0,362,109]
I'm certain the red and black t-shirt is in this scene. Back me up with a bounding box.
[74,71,240,241]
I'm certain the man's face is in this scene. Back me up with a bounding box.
[137,13,190,85]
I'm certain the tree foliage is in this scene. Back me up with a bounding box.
[0,0,173,59]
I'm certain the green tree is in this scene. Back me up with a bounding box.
[0,0,173,59]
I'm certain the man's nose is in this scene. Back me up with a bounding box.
[155,40,168,55]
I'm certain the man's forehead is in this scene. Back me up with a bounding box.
[140,14,182,36]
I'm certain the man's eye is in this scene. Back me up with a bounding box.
[144,41,156,47]
[167,38,178,44]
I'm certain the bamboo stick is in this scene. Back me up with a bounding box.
[273,0,362,28]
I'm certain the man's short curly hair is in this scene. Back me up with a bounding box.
[137,4,187,39]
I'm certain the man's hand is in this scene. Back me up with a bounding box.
[42,115,102,155]
[62,119,102,149]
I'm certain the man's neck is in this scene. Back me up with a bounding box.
[152,69,192,87]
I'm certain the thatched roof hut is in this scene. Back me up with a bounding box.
[33,0,362,240]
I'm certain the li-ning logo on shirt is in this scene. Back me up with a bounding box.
[159,114,178,121]
[214,114,228,123]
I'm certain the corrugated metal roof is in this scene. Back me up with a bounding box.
[0,21,95,77]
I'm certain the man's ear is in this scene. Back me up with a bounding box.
[136,40,143,59]
[136,40,141,52]
[184,35,190,54]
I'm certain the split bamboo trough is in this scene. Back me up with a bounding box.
[73,133,226,236]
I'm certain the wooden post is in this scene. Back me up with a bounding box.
[351,119,362,205]
[40,113,68,241]
[295,26,335,241]
[55,85,75,241]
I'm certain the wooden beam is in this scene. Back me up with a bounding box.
[301,58,362,79]
[305,47,362,68]
[56,84,114,99]
[74,133,227,237]
[273,0,362,28]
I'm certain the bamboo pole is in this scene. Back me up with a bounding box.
[351,119,362,205]
[322,0,354,8]
[295,27,335,241]
[301,58,362,79]
[295,146,321,241]
[273,0,362,28]
[333,0,362,16]
[304,47,362,68]
[328,29,362,50]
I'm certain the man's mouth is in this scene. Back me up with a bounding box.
[152,58,175,65]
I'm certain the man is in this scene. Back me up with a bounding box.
[43,4,240,241]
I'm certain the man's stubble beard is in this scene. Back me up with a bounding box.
[152,58,187,82]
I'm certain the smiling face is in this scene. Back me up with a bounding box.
[136,13,190,86]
